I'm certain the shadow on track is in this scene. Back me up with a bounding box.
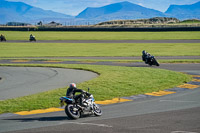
[4,116,70,122]
[4,114,95,122]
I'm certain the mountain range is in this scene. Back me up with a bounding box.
[0,0,73,24]
[76,1,166,20]
[0,0,200,24]
[165,1,200,20]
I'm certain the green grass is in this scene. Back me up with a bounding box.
[0,43,200,57]
[180,20,200,24]
[1,31,200,40]
[0,64,191,114]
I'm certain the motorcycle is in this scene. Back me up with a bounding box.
[0,35,6,42]
[142,50,159,66]
[29,36,36,42]
[59,88,102,119]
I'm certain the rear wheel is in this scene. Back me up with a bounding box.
[65,104,80,119]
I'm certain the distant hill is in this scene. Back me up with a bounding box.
[165,1,200,20]
[76,1,166,21]
[0,0,73,24]
[97,17,180,25]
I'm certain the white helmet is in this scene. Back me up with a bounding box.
[69,83,76,88]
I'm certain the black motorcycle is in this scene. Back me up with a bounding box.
[0,35,6,42]
[29,36,36,42]
[142,50,159,66]
[59,88,102,119]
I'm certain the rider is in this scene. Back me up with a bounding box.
[66,83,90,107]
[142,50,147,62]
[0,34,5,41]
[142,50,151,63]
[30,34,33,38]
[146,52,151,63]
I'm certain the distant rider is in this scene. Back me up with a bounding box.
[142,50,151,64]
[66,83,90,107]
[30,34,33,38]
[146,53,151,63]
[0,34,6,41]
[142,50,147,62]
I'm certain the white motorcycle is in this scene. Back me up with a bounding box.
[59,88,102,119]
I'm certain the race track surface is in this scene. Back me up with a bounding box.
[9,107,199,133]
[0,67,98,100]
[1,56,200,60]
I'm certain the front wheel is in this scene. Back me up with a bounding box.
[154,59,160,66]
[65,104,80,119]
[93,103,102,116]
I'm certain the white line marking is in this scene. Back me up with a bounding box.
[160,100,196,103]
[171,131,198,133]
[59,122,113,128]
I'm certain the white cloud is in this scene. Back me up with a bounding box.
[137,3,144,6]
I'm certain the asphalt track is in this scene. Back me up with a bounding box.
[0,67,98,100]
[2,56,200,60]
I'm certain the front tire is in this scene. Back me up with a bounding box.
[154,59,160,66]
[65,104,80,119]
[93,103,102,116]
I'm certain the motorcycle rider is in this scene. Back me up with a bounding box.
[66,83,90,107]
[30,34,34,39]
[146,53,151,63]
[142,50,147,62]
[142,50,151,64]
[0,34,6,41]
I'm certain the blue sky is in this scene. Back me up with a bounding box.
[6,0,200,16]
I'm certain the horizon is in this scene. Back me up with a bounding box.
[5,0,200,16]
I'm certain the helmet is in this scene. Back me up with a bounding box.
[142,50,146,55]
[69,83,76,88]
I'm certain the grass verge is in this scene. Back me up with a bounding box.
[1,43,200,57]
[1,31,200,40]
[0,64,191,114]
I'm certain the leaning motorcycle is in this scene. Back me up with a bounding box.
[147,56,160,66]
[59,88,102,119]
[142,51,159,66]
[29,36,36,42]
[0,36,6,42]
